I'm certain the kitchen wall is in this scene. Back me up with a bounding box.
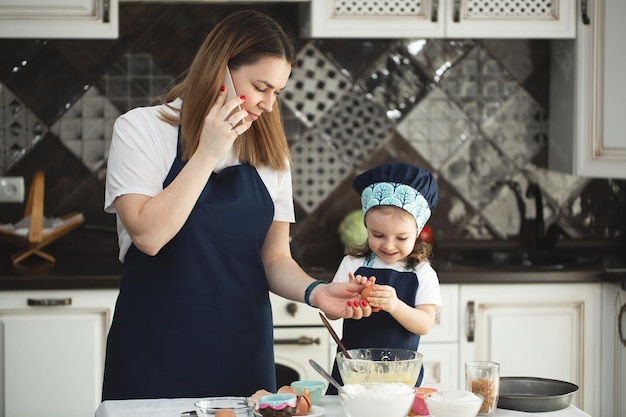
[0,2,624,271]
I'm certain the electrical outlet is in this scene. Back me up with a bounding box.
[0,176,25,202]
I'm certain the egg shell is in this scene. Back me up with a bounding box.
[295,388,312,416]
[277,385,298,396]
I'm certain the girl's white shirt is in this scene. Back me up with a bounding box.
[332,255,442,309]
[104,99,295,262]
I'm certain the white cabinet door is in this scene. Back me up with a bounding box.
[303,0,574,38]
[549,0,626,178]
[601,282,626,417]
[0,0,118,39]
[0,289,118,417]
[419,284,460,390]
[459,284,602,416]
[304,0,443,38]
[445,0,576,38]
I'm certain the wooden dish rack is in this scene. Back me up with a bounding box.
[0,171,84,264]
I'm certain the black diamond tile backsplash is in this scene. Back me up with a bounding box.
[0,3,624,270]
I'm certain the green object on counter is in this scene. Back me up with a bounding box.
[338,210,367,248]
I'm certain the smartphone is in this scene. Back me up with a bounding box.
[223,67,241,120]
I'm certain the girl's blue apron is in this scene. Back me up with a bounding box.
[326,254,424,394]
[102,130,276,400]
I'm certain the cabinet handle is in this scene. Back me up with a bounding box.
[581,0,590,25]
[274,336,321,346]
[467,301,475,342]
[431,0,439,22]
[27,297,72,307]
[103,0,110,23]
[453,0,461,23]
[286,302,298,317]
[619,302,626,348]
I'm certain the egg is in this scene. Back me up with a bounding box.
[361,285,374,300]
[215,408,236,417]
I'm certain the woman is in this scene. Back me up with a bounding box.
[102,10,371,400]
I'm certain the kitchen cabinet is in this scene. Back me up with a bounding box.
[0,289,118,417]
[419,284,459,391]
[549,0,626,179]
[302,0,575,38]
[458,283,602,417]
[600,282,626,417]
[0,0,118,39]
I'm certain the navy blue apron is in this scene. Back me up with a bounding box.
[103,129,276,400]
[326,254,424,394]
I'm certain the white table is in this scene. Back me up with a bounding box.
[95,396,592,417]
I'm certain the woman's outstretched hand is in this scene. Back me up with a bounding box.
[313,272,376,319]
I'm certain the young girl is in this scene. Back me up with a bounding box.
[326,162,442,394]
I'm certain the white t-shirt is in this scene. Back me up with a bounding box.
[104,99,296,262]
[332,255,442,309]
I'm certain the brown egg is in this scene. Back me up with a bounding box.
[361,285,374,300]
[215,408,236,417]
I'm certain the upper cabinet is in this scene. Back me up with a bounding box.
[0,0,118,39]
[549,0,626,179]
[302,0,576,38]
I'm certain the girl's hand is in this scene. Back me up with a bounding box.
[348,271,375,286]
[365,284,401,313]
[196,87,251,161]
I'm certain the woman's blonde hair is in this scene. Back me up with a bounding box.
[345,206,433,269]
[159,10,296,170]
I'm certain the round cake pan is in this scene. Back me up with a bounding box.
[498,376,579,412]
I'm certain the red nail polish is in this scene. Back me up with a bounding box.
[239,95,245,100]
[346,301,352,307]
[221,85,225,92]
[361,300,368,307]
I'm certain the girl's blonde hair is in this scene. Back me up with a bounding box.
[345,206,433,269]
[158,10,296,170]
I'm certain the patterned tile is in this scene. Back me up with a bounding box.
[282,42,353,128]
[439,133,518,212]
[405,38,475,82]
[480,39,551,85]
[50,87,120,174]
[315,39,391,81]
[0,83,47,175]
[396,87,476,170]
[358,41,430,120]
[439,45,520,125]
[290,130,352,213]
[568,179,626,239]
[317,87,396,167]
[481,89,548,167]
[103,53,174,114]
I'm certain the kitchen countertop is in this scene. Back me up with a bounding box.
[94,395,592,417]
[1,240,624,291]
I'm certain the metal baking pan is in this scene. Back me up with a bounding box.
[498,376,579,412]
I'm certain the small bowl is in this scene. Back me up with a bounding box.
[339,382,416,417]
[336,348,423,386]
[290,380,326,405]
[194,397,256,417]
[424,391,484,417]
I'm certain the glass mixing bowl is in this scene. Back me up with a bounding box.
[336,348,423,386]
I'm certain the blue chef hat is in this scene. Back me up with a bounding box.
[352,163,438,235]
